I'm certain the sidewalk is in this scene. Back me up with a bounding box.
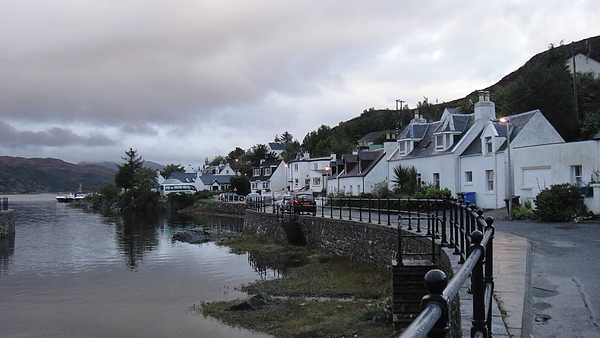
[443,230,530,338]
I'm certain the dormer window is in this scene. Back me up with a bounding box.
[398,140,412,156]
[264,167,271,176]
[435,133,454,151]
[253,168,260,176]
[484,136,493,155]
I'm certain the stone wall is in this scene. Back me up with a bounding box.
[243,210,459,335]
[186,201,246,215]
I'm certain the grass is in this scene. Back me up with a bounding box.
[200,234,396,337]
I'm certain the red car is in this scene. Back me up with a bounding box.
[290,192,317,215]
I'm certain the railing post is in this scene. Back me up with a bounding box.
[368,197,372,223]
[359,195,363,222]
[348,197,352,221]
[387,197,391,226]
[470,230,489,338]
[484,216,495,333]
[377,198,381,225]
[421,269,450,338]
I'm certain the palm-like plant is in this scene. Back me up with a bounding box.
[392,165,418,195]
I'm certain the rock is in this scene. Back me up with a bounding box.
[228,293,272,311]
[172,228,210,244]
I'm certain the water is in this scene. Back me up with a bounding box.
[0,194,272,338]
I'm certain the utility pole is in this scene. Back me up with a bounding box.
[571,42,579,123]
[395,99,405,132]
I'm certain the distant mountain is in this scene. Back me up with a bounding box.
[78,160,165,171]
[0,156,116,194]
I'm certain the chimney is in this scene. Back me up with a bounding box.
[474,90,495,121]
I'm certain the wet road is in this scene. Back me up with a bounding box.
[493,218,600,337]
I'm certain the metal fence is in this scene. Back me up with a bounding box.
[244,195,495,336]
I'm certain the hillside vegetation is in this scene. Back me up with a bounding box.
[0,156,115,194]
[301,35,600,157]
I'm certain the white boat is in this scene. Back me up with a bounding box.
[56,193,75,203]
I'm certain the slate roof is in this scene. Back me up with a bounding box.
[169,172,197,183]
[199,173,232,185]
[339,149,385,178]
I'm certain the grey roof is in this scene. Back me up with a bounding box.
[199,173,232,185]
[169,172,197,183]
[491,110,537,150]
[398,123,429,140]
[357,131,385,142]
[268,142,287,151]
[339,149,385,178]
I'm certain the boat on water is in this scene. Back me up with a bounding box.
[56,193,75,203]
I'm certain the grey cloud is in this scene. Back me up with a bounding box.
[0,121,115,148]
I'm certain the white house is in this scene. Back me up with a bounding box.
[387,91,496,196]
[249,160,287,193]
[331,148,388,196]
[565,54,600,79]
[288,155,335,194]
[459,109,566,209]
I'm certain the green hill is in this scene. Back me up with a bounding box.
[0,156,116,194]
[305,34,600,157]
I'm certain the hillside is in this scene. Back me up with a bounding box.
[320,34,600,151]
[0,157,116,194]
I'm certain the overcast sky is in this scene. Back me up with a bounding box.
[0,1,597,167]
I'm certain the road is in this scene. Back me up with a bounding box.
[493,218,600,337]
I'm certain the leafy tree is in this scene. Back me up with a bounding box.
[229,174,250,196]
[115,148,144,190]
[208,155,227,166]
[227,147,246,162]
[160,164,185,179]
[248,144,278,166]
[281,140,301,163]
[302,125,332,157]
[391,165,418,195]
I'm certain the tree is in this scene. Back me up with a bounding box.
[160,164,185,179]
[229,174,250,196]
[248,144,278,166]
[281,140,301,163]
[115,148,144,190]
[392,165,418,195]
[278,131,294,144]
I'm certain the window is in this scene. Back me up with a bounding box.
[253,168,260,176]
[314,163,319,170]
[465,171,473,184]
[571,165,583,186]
[485,137,493,155]
[262,182,269,189]
[264,167,271,176]
[312,177,321,186]
[433,173,440,189]
[294,163,299,171]
[435,135,444,150]
[485,170,494,191]
[399,141,406,155]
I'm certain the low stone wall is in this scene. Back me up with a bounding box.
[0,210,15,238]
[186,201,246,215]
[243,210,459,336]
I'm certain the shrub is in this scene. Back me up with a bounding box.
[534,183,587,222]
[512,201,535,220]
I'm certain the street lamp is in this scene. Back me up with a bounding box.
[324,166,331,194]
[499,117,513,217]
[284,163,288,192]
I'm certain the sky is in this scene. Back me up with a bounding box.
[0,1,598,167]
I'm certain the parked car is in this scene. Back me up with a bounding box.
[275,195,293,211]
[246,193,262,202]
[218,192,243,201]
[290,192,317,215]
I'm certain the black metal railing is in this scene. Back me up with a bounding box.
[399,208,495,338]
[263,196,495,336]
[0,197,8,211]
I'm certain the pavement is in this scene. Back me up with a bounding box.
[467,208,531,338]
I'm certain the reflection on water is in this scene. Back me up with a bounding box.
[0,194,272,337]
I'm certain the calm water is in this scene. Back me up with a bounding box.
[0,194,272,338]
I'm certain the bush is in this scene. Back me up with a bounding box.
[512,201,535,220]
[534,183,587,222]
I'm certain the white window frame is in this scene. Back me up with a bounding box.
[571,165,583,186]
[485,136,493,155]
[485,170,494,191]
[465,171,473,185]
[433,173,440,189]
